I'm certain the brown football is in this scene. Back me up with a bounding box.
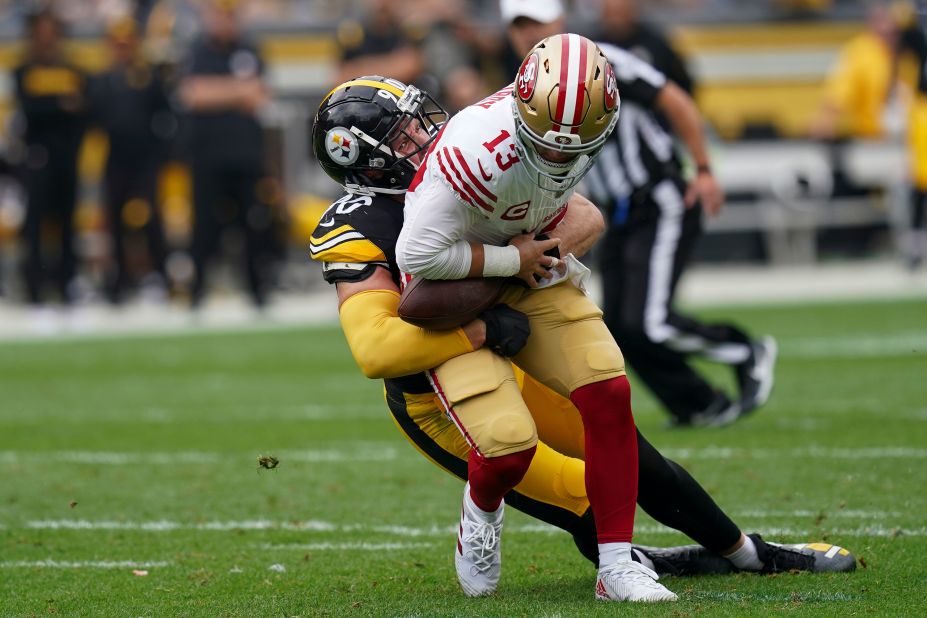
[398,277,506,330]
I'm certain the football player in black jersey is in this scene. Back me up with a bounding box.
[309,76,856,582]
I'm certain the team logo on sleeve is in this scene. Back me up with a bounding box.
[325,127,359,166]
[516,53,539,101]
[604,63,619,112]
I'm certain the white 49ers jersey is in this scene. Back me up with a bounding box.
[396,86,573,280]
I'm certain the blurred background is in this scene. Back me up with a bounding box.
[0,0,924,336]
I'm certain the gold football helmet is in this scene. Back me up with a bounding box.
[512,33,619,193]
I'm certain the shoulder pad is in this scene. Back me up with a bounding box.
[309,193,394,264]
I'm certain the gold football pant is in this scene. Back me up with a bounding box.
[427,283,625,458]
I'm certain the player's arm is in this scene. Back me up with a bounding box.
[396,182,559,286]
[546,193,604,258]
[654,81,724,215]
[334,265,481,379]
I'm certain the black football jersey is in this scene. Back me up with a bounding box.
[310,192,405,286]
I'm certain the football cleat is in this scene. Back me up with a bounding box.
[751,534,857,573]
[633,544,735,576]
[689,393,744,428]
[455,483,503,597]
[737,336,778,414]
[595,560,678,602]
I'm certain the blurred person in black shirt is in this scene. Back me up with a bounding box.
[592,0,694,96]
[12,7,87,308]
[179,0,272,309]
[89,16,172,304]
[334,0,425,87]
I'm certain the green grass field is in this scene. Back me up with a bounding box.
[1,297,926,617]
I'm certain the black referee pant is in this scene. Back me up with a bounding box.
[600,177,753,423]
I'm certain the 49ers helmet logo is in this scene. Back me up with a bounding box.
[516,53,539,102]
[604,63,619,112]
[325,126,359,166]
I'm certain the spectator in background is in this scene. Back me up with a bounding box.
[12,7,87,316]
[413,0,498,113]
[810,1,899,140]
[179,0,273,309]
[502,0,777,427]
[591,0,695,96]
[334,0,425,87]
[899,8,927,270]
[89,15,172,304]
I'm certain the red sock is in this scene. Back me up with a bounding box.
[467,446,537,512]
[570,376,638,543]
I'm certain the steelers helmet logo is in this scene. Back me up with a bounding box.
[325,127,359,166]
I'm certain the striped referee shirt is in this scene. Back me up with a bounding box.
[584,43,679,217]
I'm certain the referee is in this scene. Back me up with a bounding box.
[503,0,776,427]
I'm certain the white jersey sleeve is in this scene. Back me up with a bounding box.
[397,85,568,279]
[395,176,481,279]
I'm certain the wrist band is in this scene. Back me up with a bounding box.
[482,244,521,277]
[696,164,712,175]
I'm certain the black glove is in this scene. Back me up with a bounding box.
[532,233,562,284]
[479,304,530,357]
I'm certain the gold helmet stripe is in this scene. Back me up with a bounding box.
[324,79,405,103]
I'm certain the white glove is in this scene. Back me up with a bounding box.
[534,253,591,294]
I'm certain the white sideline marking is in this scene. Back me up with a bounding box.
[0,560,170,569]
[23,519,927,538]
[0,448,399,465]
[784,332,927,358]
[1,445,922,466]
[661,446,927,459]
[258,542,433,551]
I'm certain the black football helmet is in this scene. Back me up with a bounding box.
[312,76,446,194]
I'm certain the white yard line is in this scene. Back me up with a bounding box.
[660,446,927,459]
[1,445,922,467]
[258,542,434,551]
[691,591,858,602]
[22,519,926,538]
[784,332,927,358]
[0,560,170,569]
[0,448,400,465]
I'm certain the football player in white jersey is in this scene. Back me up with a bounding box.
[312,75,858,602]
[395,34,676,602]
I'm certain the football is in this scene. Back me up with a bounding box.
[398,276,507,330]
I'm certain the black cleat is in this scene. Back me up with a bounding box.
[736,336,777,414]
[633,544,734,576]
[689,392,744,428]
[750,533,857,573]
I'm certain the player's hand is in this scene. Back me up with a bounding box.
[509,233,561,288]
[685,171,725,216]
[478,304,530,357]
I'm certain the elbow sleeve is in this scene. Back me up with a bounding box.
[339,289,474,378]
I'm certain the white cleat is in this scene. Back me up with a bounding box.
[595,560,679,603]
[454,482,503,597]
